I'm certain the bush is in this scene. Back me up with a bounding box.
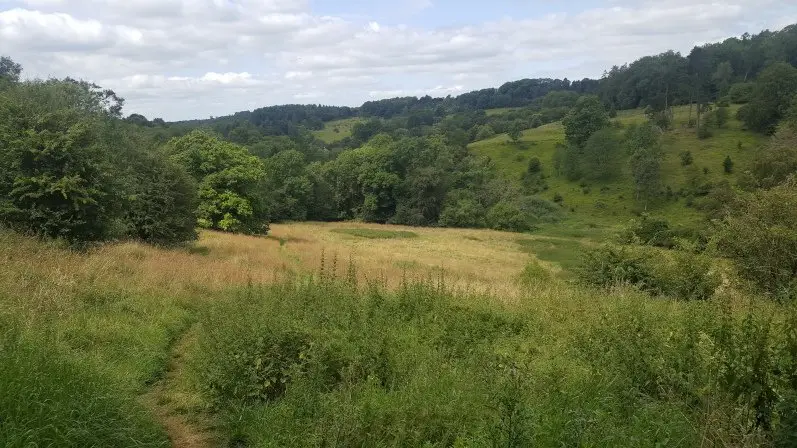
[486,200,534,232]
[729,82,754,104]
[118,142,198,245]
[697,125,712,139]
[581,128,623,181]
[578,245,655,290]
[0,82,121,243]
[679,150,693,166]
[190,282,525,446]
[439,190,487,228]
[0,80,199,245]
[737,63,797,134]
[620,215,676,248]
[714,177,797,298]
[723,156,734,174]
[579,244,718,300]
[527,157,541,174]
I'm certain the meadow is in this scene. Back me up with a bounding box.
[2,222,796,447]
[312,117,363,144]
[472,105,766,226]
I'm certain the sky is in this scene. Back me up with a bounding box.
[1,1,796,121]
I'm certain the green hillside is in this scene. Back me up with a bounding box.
[312,117,362,143]
[470,104,766,227]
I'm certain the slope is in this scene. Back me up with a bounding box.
[469,104,766,228]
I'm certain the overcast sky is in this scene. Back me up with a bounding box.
[1,0,796,121]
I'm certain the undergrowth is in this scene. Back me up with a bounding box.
[188,275,797,447]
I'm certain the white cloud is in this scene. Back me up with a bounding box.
[0,0,793,119]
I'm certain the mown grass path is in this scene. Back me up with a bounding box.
[140,326,218,448]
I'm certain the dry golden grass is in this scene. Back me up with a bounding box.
[0,222,545,315]
[271,222,533,298]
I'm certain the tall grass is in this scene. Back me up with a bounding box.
[0,316,169,447]
[188,273,797,447]
[2,228,796,447]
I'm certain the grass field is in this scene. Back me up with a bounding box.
[470,105,766,227]
[2,220,795,447]
[312,117,362,143]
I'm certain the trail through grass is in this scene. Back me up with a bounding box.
[140,325,219,448]
[3,222,796,447]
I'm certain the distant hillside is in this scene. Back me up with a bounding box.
[470,104,765,227]
[135,24,797,145]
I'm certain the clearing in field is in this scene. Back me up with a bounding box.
[312,117,362,143]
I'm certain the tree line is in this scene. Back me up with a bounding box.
[2,23,797,249]
[140,24,797,146]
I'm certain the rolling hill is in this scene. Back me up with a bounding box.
[470,104,765,228]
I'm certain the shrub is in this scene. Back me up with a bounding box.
[527,157,541,174]
[118,143,198,245]
[729,82,754,104]
[578,245,655,290]
[697,124,712,139]
[714,177,797,298]
[486,200,533,232]
[0,81,198,245]
[581,128,623,181]
[0,82,120,243]
[621,215,675,248]
[723,156,734,174]
[439,190,487,228]
[679,150,693,166]
[579,244,718,300]
[737,63,797,134]
[199,326,314,405]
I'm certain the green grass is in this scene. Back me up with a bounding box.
[313,117,362,143]
[2,227,796,447]
[188,278,796,447]
[515,237,585,275]
[0,320,169,447]
[470,105,766,229]
[331,228,419,239]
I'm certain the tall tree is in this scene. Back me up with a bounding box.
[507,120,523,143]
[0,56,22,83]
[626,123,663,209]
[165,130,270,234]
[737,62,797,134]
[712,61,734,98]
[562,95,609,148]
[581,128,623,181]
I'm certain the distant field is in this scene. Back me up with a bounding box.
[470,104,766,226]
[313,117,362,143]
